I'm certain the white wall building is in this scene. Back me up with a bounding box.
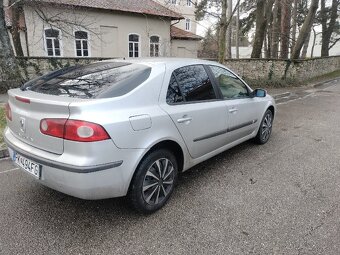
[155,0,202,58]
[5,0,201,58]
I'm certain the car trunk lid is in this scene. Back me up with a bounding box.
[7,89,73,155]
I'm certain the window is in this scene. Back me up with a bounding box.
[171,0,177,4]
[166,74,183,104]
[129,34,140,58]
[166,65,216,104]
[187,0,192,6]
[209,65,249,99]
[185,19,191,31]
[75,31,89,57]
[150,36,160,57]
[45,29,61,57]
[22,62,151,99]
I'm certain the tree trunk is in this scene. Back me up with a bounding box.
[320,0,339,57]
[264,29,268,58]
[0,0,22,93]
[10,5,24,56]
[311,27,317,58]
[218,0,228,63]
[266,5,273,58]
[291,0,298,52]
[280,0,292,59]
[271,0,280,58]
[291,0,319,60]
[251,0,266,58]
[235,4,240,59]
[226,0,232,59]
[301,29,311,58]
[251,0,274,58]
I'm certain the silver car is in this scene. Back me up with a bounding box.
[4,58,275,213]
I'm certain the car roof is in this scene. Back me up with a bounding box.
[101,58,225,69]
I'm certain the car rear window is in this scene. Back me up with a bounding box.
[21,62,151,99]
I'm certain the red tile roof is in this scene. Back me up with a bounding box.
[170,26,202,40]
[25,0,183,20]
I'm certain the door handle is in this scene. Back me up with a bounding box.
[229,108,238,113]
[177,117,192,124]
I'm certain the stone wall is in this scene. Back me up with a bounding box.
[13,56,340,87]
[222,56,340,87]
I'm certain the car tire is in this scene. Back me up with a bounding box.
[128,149,178,214]
[254,109,273,144]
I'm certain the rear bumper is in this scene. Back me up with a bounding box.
[4,127,145,199]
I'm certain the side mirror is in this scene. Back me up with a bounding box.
[252,89,267,98]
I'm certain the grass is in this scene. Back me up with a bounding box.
[0,107,6,148]
[306,69,340,85]
[244,69,340,89]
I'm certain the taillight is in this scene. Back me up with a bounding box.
[40,118,66,139]
[4,103,12,121]
[40,118,110,142]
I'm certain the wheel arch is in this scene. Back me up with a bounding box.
[267,105,275,119]
[144,140,185,173]
[127,139,186,194]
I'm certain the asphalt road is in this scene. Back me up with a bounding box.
[1,81,340,255]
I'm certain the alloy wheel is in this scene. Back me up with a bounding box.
[142,158,175,205]
[261,112,272,142]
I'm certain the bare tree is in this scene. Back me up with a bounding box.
[280,0,292,59]
[270,0,280,58]
[0,0,106,92]
[301,29,311,58]
[0,0,22,92]
[226,0,232,59]
[10,3,24,56]
[218,0,228,63]
[235,3,240,59]
[251,0,265,58]
[320,0,339,57]
[196,0,240,63]
[291,0,298,52]
[310,26,319,58]
[251,0,274,58]
[291,0,319,59]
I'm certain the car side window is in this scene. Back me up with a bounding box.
[209,65,249,99]
[166,74,184,104]
[166,65,216,104]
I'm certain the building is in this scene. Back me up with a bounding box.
[154,0,197,34]
[5,0,201,59]
[155,0,202,58]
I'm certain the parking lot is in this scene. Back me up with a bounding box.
[0,81,340,255]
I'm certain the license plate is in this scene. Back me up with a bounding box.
[12,151,41,179]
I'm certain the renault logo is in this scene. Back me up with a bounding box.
[19,117,26,133]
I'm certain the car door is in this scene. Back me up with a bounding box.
[208,65,266,142]
[161,65,229,159]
